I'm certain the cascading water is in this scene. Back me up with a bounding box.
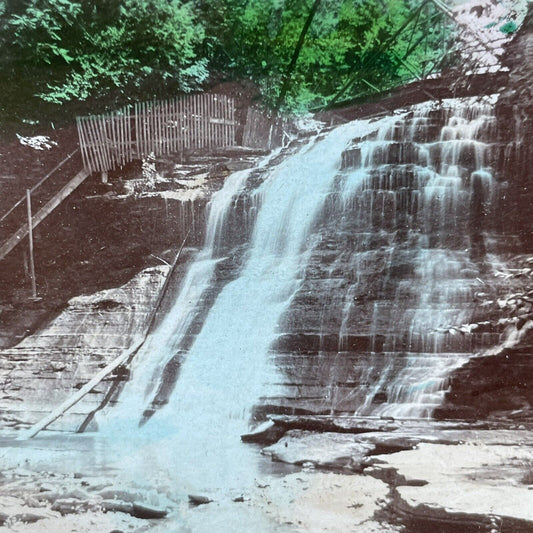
[102,121,387,491]
[102,95,502,493]
[272,95,501,419]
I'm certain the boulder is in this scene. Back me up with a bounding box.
[188,494,212,506]
[262,430,375,471]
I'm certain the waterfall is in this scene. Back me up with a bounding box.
[102,95,501,490]
[292,95,500,418]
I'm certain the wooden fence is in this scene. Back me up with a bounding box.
[76,93,236,173]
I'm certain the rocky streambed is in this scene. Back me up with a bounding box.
[1,415,533,532]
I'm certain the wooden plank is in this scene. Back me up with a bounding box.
[134,102,140,158]
[193,94,198,149]
[0,169,90,261]
[218,95,222,146]
[149,100,154,155]
[199,93,204,148]
[141,101,146,158]
[185,96,190,149]
[127,105,133,163]
[122,107,126,164]
[155,99,161,156]
[98,114,112,171]
[119,108,123,163]
[142,101,147,157]
[169,97,174,152]
[93,115,108,171]
[80,118,95,173]
[138,101,143,158]
[76,118,91,173]
[173,97,178,152]
[21,337,145,439]
[211,94,218,148]
[111,113,117,168]
[160,100,168,155]
[86,116,104,173]
[230,97,235,144]
[222,95,227,146]
[214,94,219,147]
[153,100,157,154]
[166,98,171,154]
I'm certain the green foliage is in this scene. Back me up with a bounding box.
[200,0,454,110]
[0,0,206,106]
[0,0,453,115]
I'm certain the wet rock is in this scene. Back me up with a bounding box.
[270,415,399,435]
[188,494,212,506]
[98,488,144,503]
[262,430,375,471]
[132,502,168,519]
[232,495,250,503]
[51,498,91,515]
[10,512,48,524]
[241,420,286,444]
[369,439,533,529]
[100,500,134,515]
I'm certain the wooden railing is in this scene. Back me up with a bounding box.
[77,93,236,173]
[0,148,87,262]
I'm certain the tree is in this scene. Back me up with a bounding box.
[0,0,207,106]
[199,0,452,110]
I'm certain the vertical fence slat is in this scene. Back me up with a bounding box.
[190,95,195,149]
[170,97,175,153]
[156,99,161,156]
[88,116,105,172]
[82,118,94,173]
[98,115,111,171]
[153,100,158,155]
[166,98,171,154]
[210,95,215,148]
[110,113,116,169]
[76,117,90,173]
[177,97,182,151]
[125,105,130,163]
[184,96,189,150]
[140,101,145,158]
[175,97,179,152]
[221,95,225,146]
[120,109,124,166]
[206,93,210,148]
[83,117,95,172]
[162,99,166,154]
[200,93,206,149]
[211,94,215,147]
[87,116,103,172]
[150,100,155,155]
[224,95,229,146]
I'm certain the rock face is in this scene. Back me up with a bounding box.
[435,348,533,419]
[0,266,169,431]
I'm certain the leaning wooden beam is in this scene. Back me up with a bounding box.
[0,169,90,261]
[25,230,192,438]
[21,337,145,440]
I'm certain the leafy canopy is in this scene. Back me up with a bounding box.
[0,0,453,115]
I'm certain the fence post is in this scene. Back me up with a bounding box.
[26,189,37,299]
